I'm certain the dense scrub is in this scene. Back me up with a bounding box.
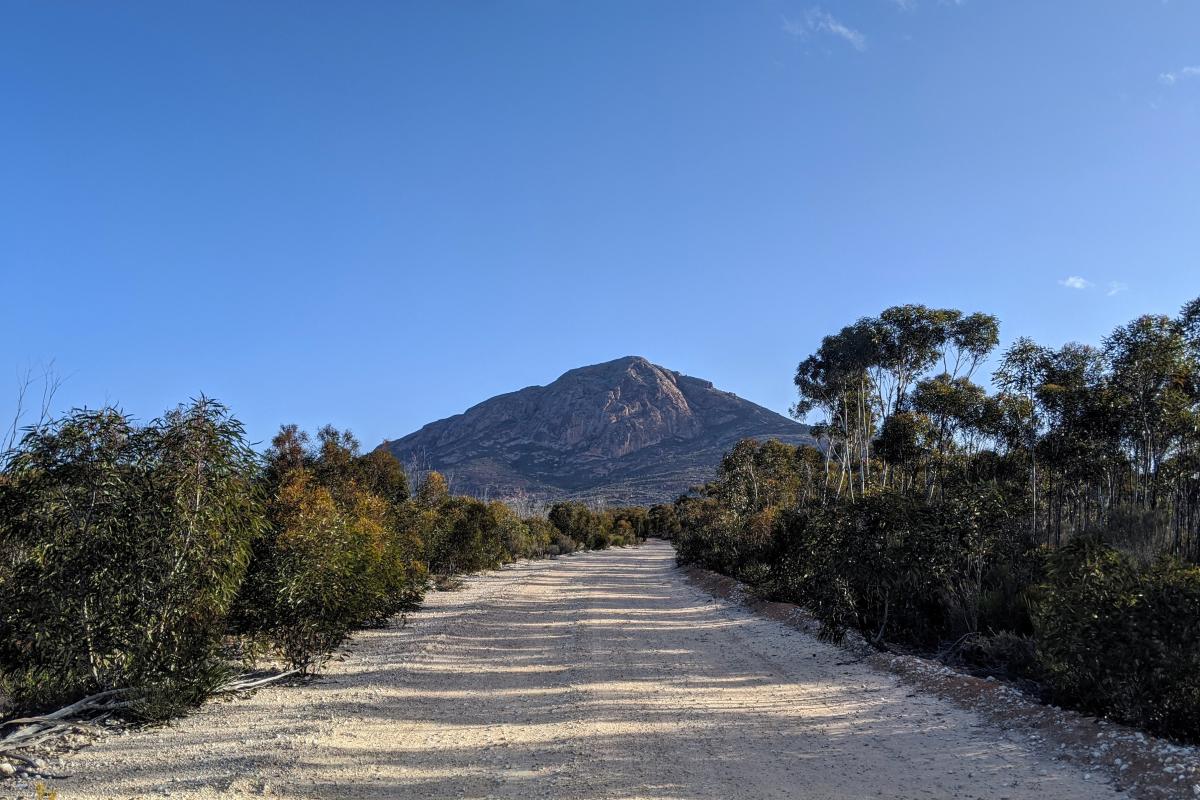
[548,502,650,550]
[0,401,262,718]
[0,408,643,721]
[1035,540,1200,738]
[675,298,1200,741]
[230,425,426,670]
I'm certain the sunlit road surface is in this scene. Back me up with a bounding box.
[55,540,1116,800]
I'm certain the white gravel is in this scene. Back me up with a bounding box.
[21,541,1137,798]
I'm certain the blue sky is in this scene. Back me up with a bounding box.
[2,1,1198,448]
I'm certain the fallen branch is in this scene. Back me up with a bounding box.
[216,667,303,694]
[1,717,105,732]
[936,632,980,662]
[0,688,132,729]
[0,689,136,763]
[0,668,308,768]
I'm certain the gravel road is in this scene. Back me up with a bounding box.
[49,540,1121,799]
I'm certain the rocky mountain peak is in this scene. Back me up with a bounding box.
[383,357,812,505]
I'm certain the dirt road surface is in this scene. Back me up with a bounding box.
[50,540,1121,799]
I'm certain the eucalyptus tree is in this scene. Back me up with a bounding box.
[793,323,877,498]
[1172,297,1200,556]
[1104,314,1195,511]
[944,312,1001,380]
[865,305,946,423]
[874,411,932,492]
[994,337,1053,539]
[795,305,998,497]
[1180,296,1200,347]
[357,447,410,505]
[910,374,990,497]
[1033,343,1117,543]
[716,438,805,516]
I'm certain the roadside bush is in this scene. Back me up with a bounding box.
[1033,538,1200,739]
[548,502,593,548]
[770,493,959,646]
[673,496,742,574]
[524,517,559,557]
[608,507,650,545]
[232,428,425,670]
[0,407,626,722]
[0,400,263,717]
[648,503,681,539]
[233,470,425,669]
[426,497,509,575]
[763,486,1032,652]
[495,505,534,560]
[768,506,856,640]
[549,529,578,556]
[548,501,643,552]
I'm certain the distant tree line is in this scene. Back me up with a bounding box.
[0,406,645,722]
[672,299,1200,741]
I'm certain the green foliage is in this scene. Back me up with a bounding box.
[675,294,1200,741]
[766,490,1023,647]
[672,495,740,574]
[1033,540,1200,739]
[521,516,556,550]
[0,397,630,723]
[547,501,644,551]
[234,440,630,670]
[427,496,510,575]
[356,447,410,505]
[647,503,682,539]
[232,428,425,670]
[0,400,263,718]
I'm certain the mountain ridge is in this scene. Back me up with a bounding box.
[382,356,813,505]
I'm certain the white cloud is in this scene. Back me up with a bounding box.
[782,17,807,36]
[784,8,867,51]
[1107,281,1128,296]
[1160,66,1200,85]
[1058,276,1092,290]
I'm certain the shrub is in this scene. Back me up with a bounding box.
[0,400,263,717]
[232,430,425,670]
[648,503,681,539]
[0,408,622,723]
[673,496,742,574]
[234,470,426,669]
[1033,538,1200,739]
[524,517,559,557]
[547,501,639,551]
[768,505,857,641]
[495,506,533,560]
[426,497,510,575]
[551,530,577,556]
[548,502,589,547]
[767,493,957,646]
[763,487,1031,649]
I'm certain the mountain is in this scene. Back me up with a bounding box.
[381,356,814,506]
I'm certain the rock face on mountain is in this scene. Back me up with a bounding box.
[382,356,814,505]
